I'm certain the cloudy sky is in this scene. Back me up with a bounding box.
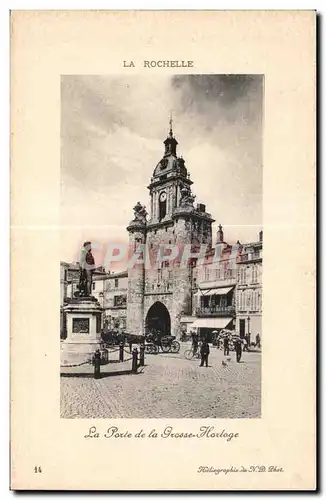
[61,74,263,262]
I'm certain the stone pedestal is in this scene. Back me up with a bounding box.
[60,297,103,366]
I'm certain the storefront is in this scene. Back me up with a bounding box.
[191,317,234,342]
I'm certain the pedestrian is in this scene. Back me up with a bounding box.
[200,340,210,367]
[256,333,261,349]
[234,338,242,363]
[223,336,229,356]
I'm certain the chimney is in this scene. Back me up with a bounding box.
[216,224,224,244]
[259,230,263,242]
[196,203,206,213]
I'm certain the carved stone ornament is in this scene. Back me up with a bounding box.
[133,202,147,222]
[180,186,196,207]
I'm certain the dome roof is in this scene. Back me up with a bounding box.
[153,155,188,179]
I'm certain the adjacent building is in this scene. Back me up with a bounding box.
[103,271,128,332]
[188,225,238,340]
[236,231,263,344]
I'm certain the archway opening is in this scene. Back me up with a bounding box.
[145,301,171,336]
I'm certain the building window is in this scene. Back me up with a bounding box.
[247,291,252,309]
[92,282,96,290]
[240,268,247,284]
[252,265,259,284]
[241,291,245,310]
[204,267,209,281]
[115,279,119,288]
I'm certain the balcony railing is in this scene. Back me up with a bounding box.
[239,253,262,263]
[196,305,235,317]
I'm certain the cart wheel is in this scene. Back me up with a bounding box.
[152,344,159,355]
[184,349,194,360]
[171,341,180,353]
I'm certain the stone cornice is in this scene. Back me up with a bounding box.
[147,175,193,190]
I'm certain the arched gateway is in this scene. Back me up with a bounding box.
[145,302,171,336]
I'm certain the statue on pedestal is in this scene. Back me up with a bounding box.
[78,241,95,297]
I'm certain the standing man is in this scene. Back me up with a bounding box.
[223,335,229,356]
[200,340,210,367]
[235,338,242,363]
[256,333,261,348]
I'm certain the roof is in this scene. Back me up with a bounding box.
[106,270,128,279]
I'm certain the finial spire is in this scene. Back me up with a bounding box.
[169,111,173,137]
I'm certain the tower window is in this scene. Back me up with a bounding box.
[159,192,166,220]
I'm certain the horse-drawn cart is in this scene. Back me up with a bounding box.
[145,332,180,354]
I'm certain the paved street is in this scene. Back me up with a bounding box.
[60,344,261,419]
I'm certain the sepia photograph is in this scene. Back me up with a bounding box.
[60,74,263,419]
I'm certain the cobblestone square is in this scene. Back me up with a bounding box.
[61,344,261,419]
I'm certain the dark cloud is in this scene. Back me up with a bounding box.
[172,74,263,125]
[172,74,262,105]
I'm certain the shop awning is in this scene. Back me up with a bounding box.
[192,318,233,329]
[180,316,195,323]
[195,286,233,297]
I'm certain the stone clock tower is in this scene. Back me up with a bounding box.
[127,119,215,338]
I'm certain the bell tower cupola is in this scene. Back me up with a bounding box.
[147,116,193,224]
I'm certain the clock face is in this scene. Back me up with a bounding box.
[159,192,167,202]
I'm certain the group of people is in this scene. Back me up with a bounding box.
[222,335,243,363]
[191,330,258,366]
